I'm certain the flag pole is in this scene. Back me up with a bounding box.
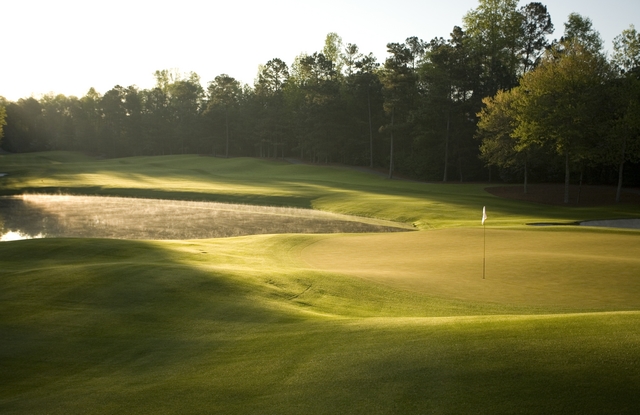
[482,206,487,279]
[483,220,486,279]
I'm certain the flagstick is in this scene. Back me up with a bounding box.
[481,206,487,279]
[483,221,486,279]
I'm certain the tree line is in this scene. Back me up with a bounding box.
[477,12,640,202]
[1,0,638,194]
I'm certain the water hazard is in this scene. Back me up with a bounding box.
[0,195,413,241]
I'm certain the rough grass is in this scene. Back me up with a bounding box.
[1,152,640,414]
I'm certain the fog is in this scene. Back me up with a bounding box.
[0,195,412,241]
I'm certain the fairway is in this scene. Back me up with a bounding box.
[2,152,640,414]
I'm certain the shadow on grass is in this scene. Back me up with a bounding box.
[2,238,640,414]
[0,237,299,410]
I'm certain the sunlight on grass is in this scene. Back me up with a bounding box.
[301,228,640,311]
[2,151,640,414]
[2,152,639,228]
[2,235,639,414]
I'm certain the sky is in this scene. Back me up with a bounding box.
[2,0,639,102]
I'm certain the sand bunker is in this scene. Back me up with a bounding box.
[580,219,640,230]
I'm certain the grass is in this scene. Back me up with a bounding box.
[301,227,640,311]
[1,151,640,414]
[2,152,638,228]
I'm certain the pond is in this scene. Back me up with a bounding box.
[0,195,413,241]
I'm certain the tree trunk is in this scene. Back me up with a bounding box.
[616,160,625,203]
[564,150,570,204]
[225,107,229,158]
[524,159,528,194]
[616,137,627,203]
[576,168,583,204]
[388,107,394,179]
[368,87,374,169]
[443,106,450,182]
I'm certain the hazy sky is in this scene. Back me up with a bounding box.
[2,0,639,101]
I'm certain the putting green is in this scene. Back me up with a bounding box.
[300,228,640,310]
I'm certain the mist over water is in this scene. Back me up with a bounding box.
[0,195,412,241]
[0,230,45,241]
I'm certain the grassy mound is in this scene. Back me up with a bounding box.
[2,236,640,414]
[1,152,640,414]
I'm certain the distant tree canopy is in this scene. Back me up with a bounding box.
[2,1,639,195]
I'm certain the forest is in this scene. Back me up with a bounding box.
[1,0,639,192]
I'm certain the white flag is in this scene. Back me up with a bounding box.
[482,206,487,225]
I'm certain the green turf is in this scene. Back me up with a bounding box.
[1,152,640,414]
[2,152,638,228]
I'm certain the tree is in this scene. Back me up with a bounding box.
[405,36,426,70]
[477,89,524,188]
[419,27,483,182]
[342,43,361,77]
[122,86,143,155]
[353,53,382,168]
[0,98,7,148]
[141,86,171,155]
[463,0,523,96]
[561,13,603,55]
[167,72,205,154]
[254,59,290,158]
[420,37,456,181]
[513,41,613,203]
[612,25,640,74]
[99,86,127,156]
[256,58,289,94]
[519,2,554,73]
[609,25,640,202]
[37,94,78,152]
[153,69,183,94]
[289,52,342,163]
[72,88,101,154]
[323,32,343,76]
[380,42,417,178]
[607,75,640,202]
[207,74,242,158]
[3,98,49,152]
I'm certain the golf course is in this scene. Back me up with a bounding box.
[2,151,640,414]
